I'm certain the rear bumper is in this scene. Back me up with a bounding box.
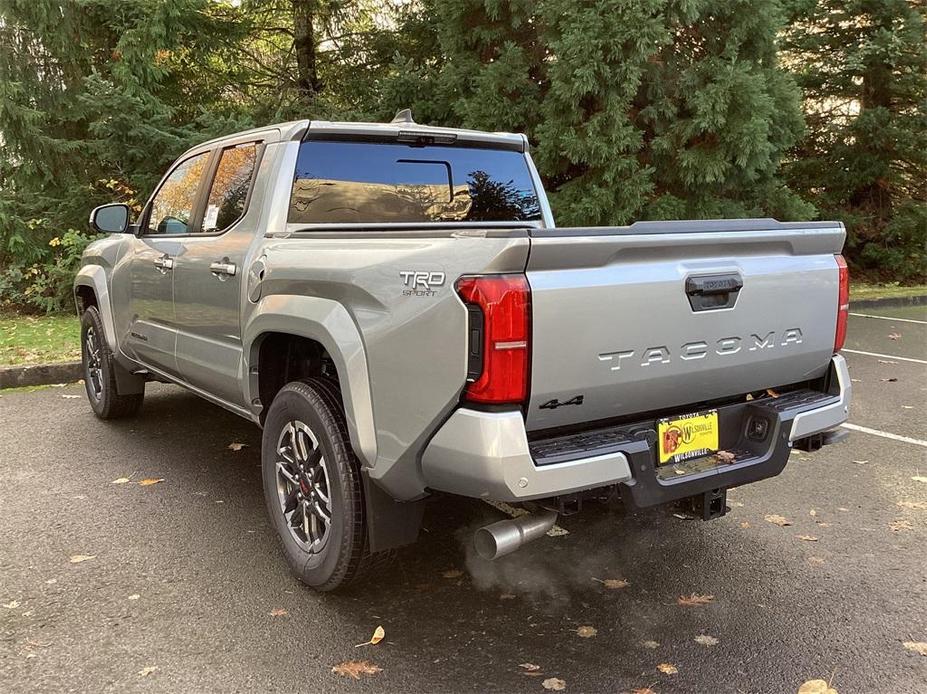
[421,355,851,504]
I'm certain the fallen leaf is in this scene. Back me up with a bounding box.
[657,663,678,675]
[694,634,718,646]
[677,593,714,606]
[138,478,164,486]
[111,477,130,484]
[715,450,736,464]
[765,514,792,527]
[541,677,566,691]
[766,388,780,398]
[69,555,95,564]
[902,641,927,656]
[631,689,657,694]
[797,679,838,694]
[888,332,900,340]
[797,535,819,542]
[138,666,158,677]
[809,509,817,517]
[3,600,20,609]
[442,569,463,579]
[576,625,597,638]
[897,500,927,510]
[641,640,660,649]
[519,663,541,671]
[331,660,382,679]
[592,578,629,589]
[355,625,385,647]
[889,519,913,532]
[740,521,751,528]
[227,442,247,451]
[269,608,288,617]
[808,556,825,565]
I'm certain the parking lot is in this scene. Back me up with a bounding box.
[1,304,925,693]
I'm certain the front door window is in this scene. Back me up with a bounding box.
[147,152,210,235]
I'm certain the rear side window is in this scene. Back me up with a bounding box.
[202,142,258,233]
[288,141,541,224]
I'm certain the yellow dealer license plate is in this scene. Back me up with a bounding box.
[657,410,719,465]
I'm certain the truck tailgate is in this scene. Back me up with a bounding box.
[525,220,845,431]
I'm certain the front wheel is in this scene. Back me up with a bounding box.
[80,307,144,419]
[261,378,373,591]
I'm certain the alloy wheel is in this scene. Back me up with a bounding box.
[84,326,103,400]
[275,420,333,552]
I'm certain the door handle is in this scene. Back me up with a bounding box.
[153,255,174,273]
[209,260,237,277]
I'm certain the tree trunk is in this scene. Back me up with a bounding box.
[292,0,323,102]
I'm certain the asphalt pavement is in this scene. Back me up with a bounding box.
[1,306,925,693]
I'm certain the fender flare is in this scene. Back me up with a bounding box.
[73,265,117,351]
[243,295,377,467]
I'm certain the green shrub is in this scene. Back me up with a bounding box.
[0,229,100,315]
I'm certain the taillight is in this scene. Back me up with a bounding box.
[834,254,849,352]
[456,274,530,405]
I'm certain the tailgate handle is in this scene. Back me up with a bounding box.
[685,274,742,311]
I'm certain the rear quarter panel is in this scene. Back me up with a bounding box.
[246,230,530,500]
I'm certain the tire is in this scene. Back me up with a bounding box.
[80,306,144,419]
[261,378,374,591]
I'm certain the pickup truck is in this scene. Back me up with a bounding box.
[75,111,852,591]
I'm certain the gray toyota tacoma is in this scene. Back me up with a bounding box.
[75,111,852,591]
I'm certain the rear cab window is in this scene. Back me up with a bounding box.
[288,141,541,224]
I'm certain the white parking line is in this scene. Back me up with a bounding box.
[849,312,927,325]
[842,423,927,448]
[842,349,927,365]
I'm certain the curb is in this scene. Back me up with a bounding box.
[851,294,926,309]
[0,361,83,389]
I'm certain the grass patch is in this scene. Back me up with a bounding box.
[851,283,927,301]
[0,313,81,366]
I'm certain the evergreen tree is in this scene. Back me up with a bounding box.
[0,1,252,264]
[383,0,812,227]
[782,0,926,280]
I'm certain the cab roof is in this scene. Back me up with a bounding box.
[195,111,528,153]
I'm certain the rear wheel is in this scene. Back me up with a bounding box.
[261,378,373,591]
[80,307,144,419]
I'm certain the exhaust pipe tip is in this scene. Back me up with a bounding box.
[474,510,558,560]
[473,526,502,561]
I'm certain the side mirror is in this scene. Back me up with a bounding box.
[89,203,131,234]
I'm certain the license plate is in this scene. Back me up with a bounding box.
[657,410,719,465]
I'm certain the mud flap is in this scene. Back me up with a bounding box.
[362,472,425,554]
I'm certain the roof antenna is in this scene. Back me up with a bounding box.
[390,108,415,125]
